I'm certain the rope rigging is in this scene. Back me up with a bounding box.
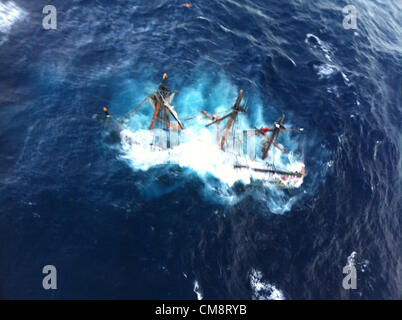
[118,94,152,124]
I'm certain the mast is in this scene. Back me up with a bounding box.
[160,95,184,130]
[220,90,244,150]
[149,99,161,130]
[148,74,184,131]
[261,114,303,159]
[204,89,246,150]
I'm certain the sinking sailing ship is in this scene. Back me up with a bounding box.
[98,74,305,187]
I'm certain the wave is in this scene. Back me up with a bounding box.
[305,33,333,62]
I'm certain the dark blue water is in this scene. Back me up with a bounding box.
[0,0,401,299]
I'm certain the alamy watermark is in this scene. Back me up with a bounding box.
[342,263,357,290]
[42,3,57,30]
[40,3,356,31]
[42,265,57,290]
[342,5,358,30]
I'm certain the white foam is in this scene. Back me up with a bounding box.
[346,251,370,273]
[347,251,357,267]
[288,56,297,67]
[307,34,353,87]
[305,33,333,62]
[193,281,203,300]
[0,1,26,34]
[249,269,285,300]
[314,64,337,79]
[120,126,305,188]
[305,33,322,46]
[341,72,351,84]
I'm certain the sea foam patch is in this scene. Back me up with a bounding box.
[0,1,26,32]
[193,280,203,300]
[0,1,27,44]
[249,269,285,300]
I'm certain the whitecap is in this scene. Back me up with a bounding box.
[305,33,333,62]
[314,64,337,79]
[347,251,357,267]
[305,33,322,46]
[249,269,285,300]
[0,1,27,44]
[346,251,370,273]
[193,280,203,300]
[341,72,350,83]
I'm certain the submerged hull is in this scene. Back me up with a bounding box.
[120,128,305,188]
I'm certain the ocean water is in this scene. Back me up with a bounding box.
[0,0,401,299]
